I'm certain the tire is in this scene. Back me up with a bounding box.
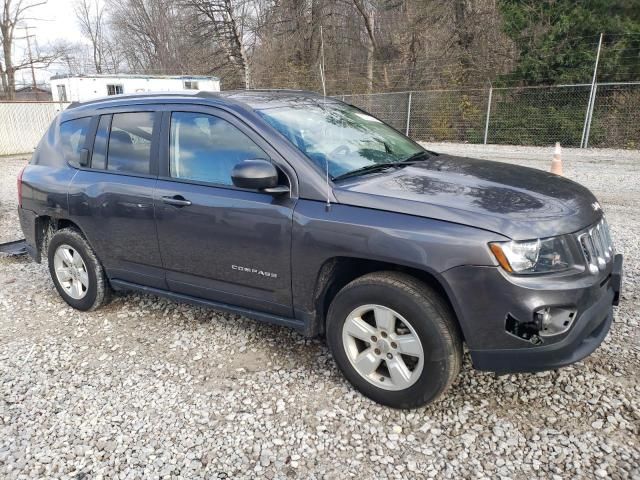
[326,271,462,409]
[47,228,111,311]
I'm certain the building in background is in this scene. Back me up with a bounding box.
[13,85,52,101]
[50,74,221,103]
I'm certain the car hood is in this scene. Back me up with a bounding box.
[333,155,602,240]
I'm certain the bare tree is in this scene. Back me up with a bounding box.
[0,0,47,99]
[187,0,254,88]
[351,0,378,93]
[74,0,106,73]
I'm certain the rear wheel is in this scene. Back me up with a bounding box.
[327,272,462,409]
[47,228,111,311]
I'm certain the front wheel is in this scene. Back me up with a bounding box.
[326,272,462,409]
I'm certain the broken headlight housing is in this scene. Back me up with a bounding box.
[489,236,572,274]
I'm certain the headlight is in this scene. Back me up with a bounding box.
[489,237,571,274]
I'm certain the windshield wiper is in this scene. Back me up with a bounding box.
[333,159,420,181]
[401,150,430,163]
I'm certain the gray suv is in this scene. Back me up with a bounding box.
[17,90,623,408]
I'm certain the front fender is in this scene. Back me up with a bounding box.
[291,200,506,320]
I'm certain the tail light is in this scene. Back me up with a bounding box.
[17,165,26,208]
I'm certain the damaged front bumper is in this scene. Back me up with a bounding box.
[442,254,623,374]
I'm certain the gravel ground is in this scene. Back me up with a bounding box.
[1,145,639,479]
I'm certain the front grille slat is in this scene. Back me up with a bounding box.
[576,217,614,274]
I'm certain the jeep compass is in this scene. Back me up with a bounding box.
[17,90,623,408]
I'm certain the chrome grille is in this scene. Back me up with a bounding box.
[578,218,614,274]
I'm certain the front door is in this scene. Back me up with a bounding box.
[154,109,295,316]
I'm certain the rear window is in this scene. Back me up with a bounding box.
[60,117,91,167]
[107,112,155,175]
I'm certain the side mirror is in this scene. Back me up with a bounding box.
[231,159,289,194]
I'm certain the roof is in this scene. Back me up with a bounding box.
[15,85,51,93]
[50,73,220,81]
[219,89,340,109]
[66,89,340,112]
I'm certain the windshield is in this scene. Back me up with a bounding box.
[257,102,425,179]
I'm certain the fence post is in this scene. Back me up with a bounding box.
[581,33,604,148]
[405,91,412,136]
[584,83,598,148]
[483,86,493,145]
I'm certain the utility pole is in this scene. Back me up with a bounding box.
[18,26,39,100]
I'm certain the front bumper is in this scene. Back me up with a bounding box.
[442,254,623,374]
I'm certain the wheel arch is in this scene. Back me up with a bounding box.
[311,256,464,341]
[32,215,90,262]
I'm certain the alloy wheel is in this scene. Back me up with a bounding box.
[53,244,89,300]
[341,304,424,391]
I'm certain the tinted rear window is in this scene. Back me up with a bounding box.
[107,112,155,175]
[60,117,91,167]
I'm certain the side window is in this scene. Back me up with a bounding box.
[60,117,91,166]
[107,112,155,175]
[170,112,268,186]
[107,84,123,95]
[91,114,111,170]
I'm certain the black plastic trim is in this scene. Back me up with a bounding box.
[110,279,305,332]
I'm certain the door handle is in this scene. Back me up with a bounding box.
[162,195,192,207]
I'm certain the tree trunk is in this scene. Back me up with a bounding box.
[2,37,14,100]
[352,0,377,93]
[0,61,7,96]
[93,45,102,74]
[6,67,15,100]
[366,41,374,93]
[226,0,250,89]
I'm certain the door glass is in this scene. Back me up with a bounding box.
[107,112,155,175]
[59,117,91,167]
[170,112,268,185]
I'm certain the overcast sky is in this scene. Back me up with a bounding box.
[15,0,85,85]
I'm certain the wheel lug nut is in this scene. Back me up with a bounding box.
[374,348,381,355]
[371,336,377,342]
[387,353,393,359]
[390,342,397,349]
[381,331,388,338]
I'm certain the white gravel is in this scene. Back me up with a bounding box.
[1,146,639,479]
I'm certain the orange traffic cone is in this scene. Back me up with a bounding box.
[550,142,563,176]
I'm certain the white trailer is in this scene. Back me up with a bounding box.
[50,74,221,103]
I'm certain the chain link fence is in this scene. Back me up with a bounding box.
[342,82,640,149]
[1,83,638,155]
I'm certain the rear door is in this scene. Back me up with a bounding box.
[153,106,296,316]
[67,108,166,288]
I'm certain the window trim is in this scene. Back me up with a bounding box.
[88,114,112,170]
[73,109,161,179]
[159,108,296,196]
